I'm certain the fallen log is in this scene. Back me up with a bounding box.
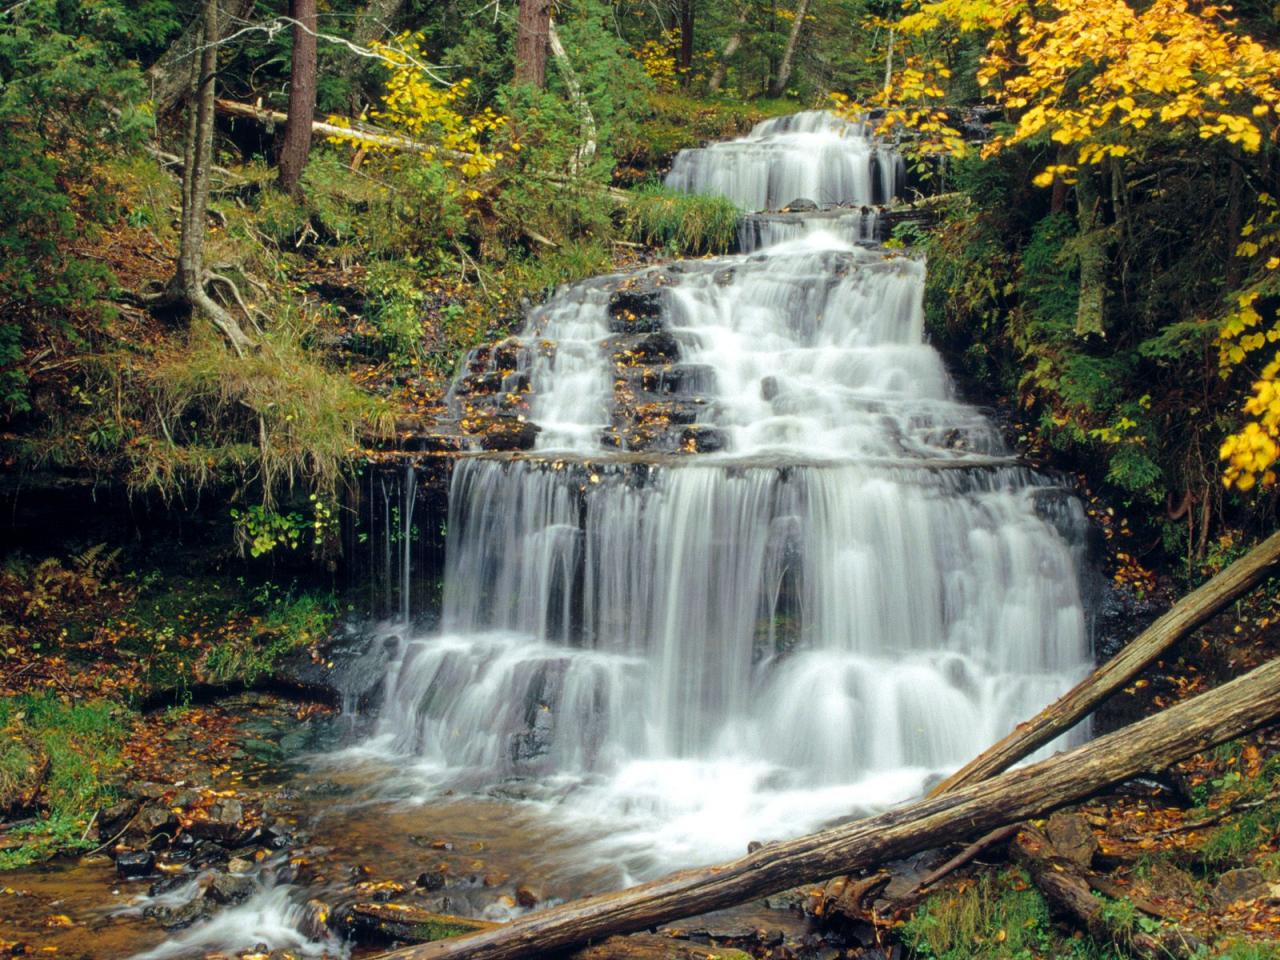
[212,99,631,203]
[1011,826,1201,959]
[929,528,1280,797]
[372,655,1280,960]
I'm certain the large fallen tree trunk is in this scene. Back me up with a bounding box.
[373,655,1280,960]
[928,528,1280,797]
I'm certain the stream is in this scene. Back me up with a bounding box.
[1,111,1095,959]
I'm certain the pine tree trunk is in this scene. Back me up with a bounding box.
[278,0,318,196]
[769,0,810,98]
[514,0,550,87]
[678,0,695,81]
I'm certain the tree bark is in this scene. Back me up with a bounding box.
[514,0,551,88]
[147,0,257,116]
[170,0,255,356]
[678,0,695,80]
[927,527,1280,798]
[278,0,319,196]
[707,5,748,93]
[769,0,811,98]
[371,655,1280,960]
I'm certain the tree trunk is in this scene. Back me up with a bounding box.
[170,0,255,356]
[514,0,551,88]
[147,0,256,116]
[678,0,695,80]
[928,527,1280,798]
[769,0,811,98]
[1074,169,1106,337]
[371,655,1280,960]
[548,18,597,175]
[707,5,748,93]
[278,0,318,196]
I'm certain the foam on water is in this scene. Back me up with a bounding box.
[365,112,1092,877]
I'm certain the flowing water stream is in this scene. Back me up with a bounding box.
[86,110,1094,958]
[356,110,1092,875]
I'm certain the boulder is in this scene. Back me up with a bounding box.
[115,849,156,880]
[1212,867,1269,906]
[1045,812,1098,868]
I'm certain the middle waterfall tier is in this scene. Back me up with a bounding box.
[379,456,1089,788]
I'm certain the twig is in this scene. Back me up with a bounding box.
[80,809,99,842]
[917,822,1022,889]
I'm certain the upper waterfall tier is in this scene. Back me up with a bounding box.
[452,235,1003,459]
[664,110,904,213]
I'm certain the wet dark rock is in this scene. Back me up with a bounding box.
[458,371,505,397]
[148,873,192,898]
[125,782,168,801]
[98,798,139,839]
[416,869,448,892]
[713,268,736,287]
[189,798,246,844]
[611,331,680,365]
[137,803,178,837]
[204,871,257,905]
[761,376,779,402]
[1213,868,1269,906]
[149,897,211,929]
[608,288,665,334]
[299,899,333,941]
[468,415,540,451]
[115,849,156,880]
[641,364,716,397]
[189,840,231,871]
[783,198,819,212]
[1046,812,1097,868]
[515,884,540,908]
[681,425,727,453]
[510,703,554,766]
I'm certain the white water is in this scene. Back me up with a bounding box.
[366,112,1092,876]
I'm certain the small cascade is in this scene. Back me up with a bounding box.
[366,111,1093,874]
[665,111,904,212]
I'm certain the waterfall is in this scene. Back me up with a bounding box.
[369,111,1092,873]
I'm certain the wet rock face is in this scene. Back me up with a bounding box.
[608,288,665,334]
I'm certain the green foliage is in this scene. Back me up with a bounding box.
[204,588,337,685]
[0,693,132,868]
[901,868,1107,960]
[0,0,159,414]
[625,185,740,254]
[123,319,391,528]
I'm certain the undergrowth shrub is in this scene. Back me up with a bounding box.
[625,185,739,254]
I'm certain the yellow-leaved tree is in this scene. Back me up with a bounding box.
[839,0,1280,491]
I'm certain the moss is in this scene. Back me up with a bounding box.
[0,694,133,869]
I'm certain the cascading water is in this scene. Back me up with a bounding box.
[368,111,1092,877]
